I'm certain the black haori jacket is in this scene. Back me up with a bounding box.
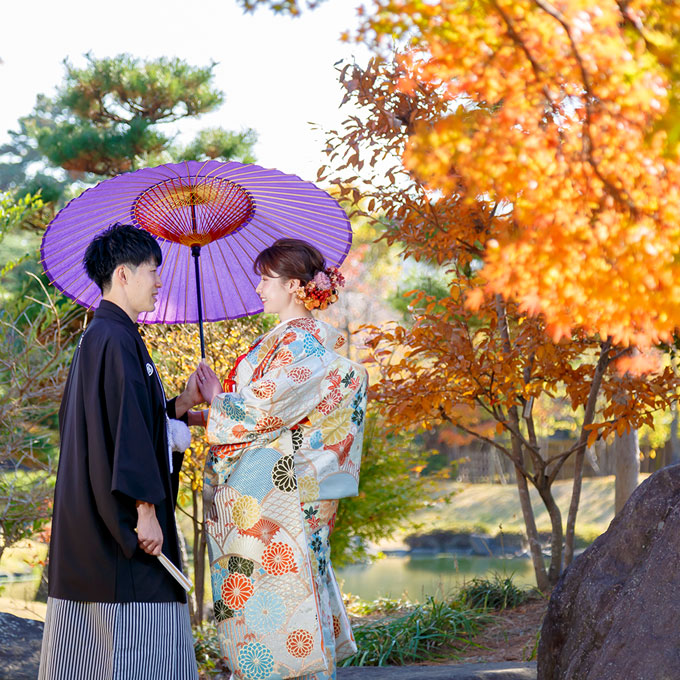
[48,300,186,603]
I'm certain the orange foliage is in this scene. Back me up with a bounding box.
[320,51,679,450]
[364,289,677,457]
[350,0,680,347]
[320,33,680,581]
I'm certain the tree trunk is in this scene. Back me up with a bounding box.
[670,402,680,466]
[536,481,564,585]
[585,444,601,474]
[564,339,611,567]
[194,529,207,625]
[492,295,549,590]
[191,486,207,626]
[178,526,197,624]
[614,426,640,514]
[513,462,550,592]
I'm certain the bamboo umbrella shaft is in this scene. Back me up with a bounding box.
[191,245,206,359]
[190,198,207,359]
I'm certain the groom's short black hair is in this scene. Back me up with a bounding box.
[84,223,162,292]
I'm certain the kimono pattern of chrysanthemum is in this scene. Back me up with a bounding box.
[204,317,368,680]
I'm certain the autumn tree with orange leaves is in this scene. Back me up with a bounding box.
[361,280,679,589]
[351,0,680,351]
[318,46,680,587]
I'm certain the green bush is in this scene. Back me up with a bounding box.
[341,596,490,666]
[193,623,230,678]
[332,412,432,567]
[459,572,529,610]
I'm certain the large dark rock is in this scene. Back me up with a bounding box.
[538,464,680,679]
[0,612,43,679]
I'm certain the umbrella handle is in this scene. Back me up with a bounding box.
[191,245,206,359]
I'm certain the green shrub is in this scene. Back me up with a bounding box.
[332,412,432,567]
[193,623,230,678]
[459,572,529,610]
[341,596,490,666]
[345,594,414,617]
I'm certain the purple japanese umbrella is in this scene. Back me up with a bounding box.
[41,160,352,356]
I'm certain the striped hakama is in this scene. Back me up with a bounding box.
[38,598,198,680]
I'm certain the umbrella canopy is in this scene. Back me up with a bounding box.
[41,160,353,325]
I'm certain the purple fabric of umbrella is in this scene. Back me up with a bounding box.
[41,160,352,323]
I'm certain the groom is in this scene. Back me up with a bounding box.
[39,224,201,680]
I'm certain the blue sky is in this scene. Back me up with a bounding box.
[0,0,367,182]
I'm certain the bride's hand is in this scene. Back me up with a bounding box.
[196,361,223,403]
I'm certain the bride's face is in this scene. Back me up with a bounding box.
[255,271,296,315]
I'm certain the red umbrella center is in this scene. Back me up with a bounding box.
[132,176,255,247]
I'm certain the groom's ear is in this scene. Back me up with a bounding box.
[111,264,129,288]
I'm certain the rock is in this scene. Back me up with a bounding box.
[404,530,473,553]
[470,533,527,556]
[403,529,527,556]
[538,464,680,680]
[0,612,43,680]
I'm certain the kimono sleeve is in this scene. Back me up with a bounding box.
[206,328,323,447]
[90,337,166,511]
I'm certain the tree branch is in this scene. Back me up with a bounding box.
[438,405,521,467]
[562,337,613,565]
[532,0,640,215]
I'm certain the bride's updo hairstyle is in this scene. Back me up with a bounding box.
[254,238,325,284]
[254,238,345,310]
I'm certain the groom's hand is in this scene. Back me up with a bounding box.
[136,501,163,556]
[196,361,223,404]
[184,370,203,406]
[175,370,204,415]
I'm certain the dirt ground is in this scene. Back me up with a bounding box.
[437,596,548,664]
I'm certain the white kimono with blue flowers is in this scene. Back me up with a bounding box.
[204,317,368,680]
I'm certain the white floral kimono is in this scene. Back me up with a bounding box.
[204,317,368,680]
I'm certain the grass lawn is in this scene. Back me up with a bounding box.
[391,474,641,545]
[0,539,48,620]
[0,230,40,266]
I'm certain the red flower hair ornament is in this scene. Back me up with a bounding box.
[295,266,345,311]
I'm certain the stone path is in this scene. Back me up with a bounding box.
[0,612,537,680]
[338,663,537,679]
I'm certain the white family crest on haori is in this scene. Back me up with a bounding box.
[204,317,368,679]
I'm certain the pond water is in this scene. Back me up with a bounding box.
[335,554,537,602]
[1,555,538,609]
[2,578,38,599]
